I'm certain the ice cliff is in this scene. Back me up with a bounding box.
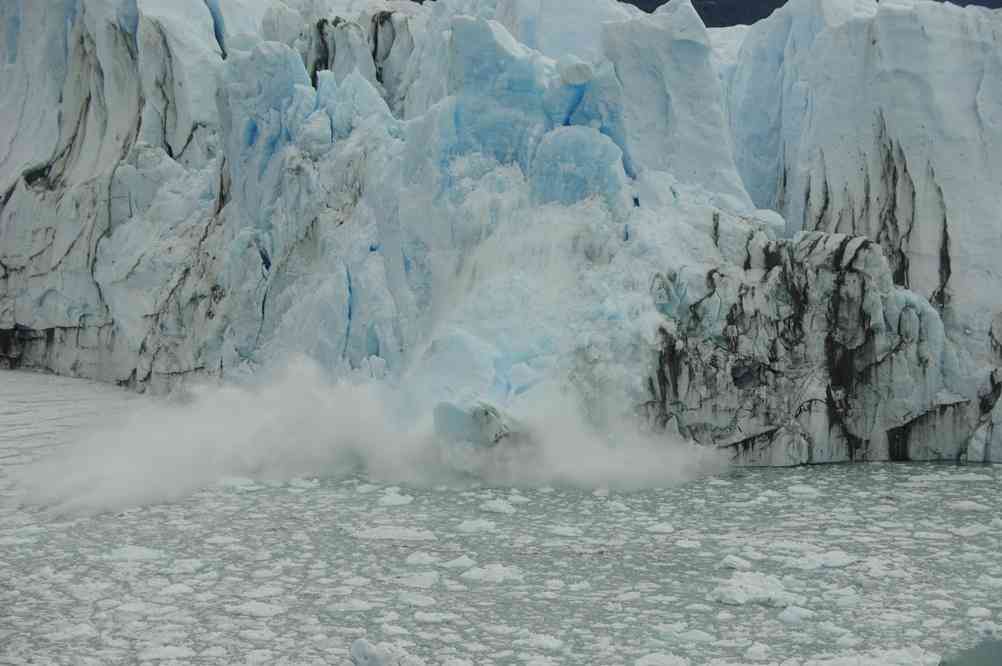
[1,0,1000,464]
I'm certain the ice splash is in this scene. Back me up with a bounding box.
[15,358,724,515]
[472,383,727,489]
[16,359,408,515]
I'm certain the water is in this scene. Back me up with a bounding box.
[1,371,1001,665]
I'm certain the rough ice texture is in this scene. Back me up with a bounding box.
[646,231,1000,465]
[720,0,1002,459]
[0,0,1000,464]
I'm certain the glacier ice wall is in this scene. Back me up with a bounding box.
[0,0,999,464]
[718,0,1002,460]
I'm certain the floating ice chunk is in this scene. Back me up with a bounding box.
[379,489,414,506]
[106,545,164,561]
[243,584,282,599]
[111,602,145,615]
[405,552,440,566]
[826,587,862,609]
[334,598,381,613]
[788,484,821,497]
[168,559,206,575]
[635,654,689,666]
[949,500,991,512]
[518,633,564,651]
[350,639,426,666]
[928,599,956,611]
[457,519,496,533]
[399,592,436,607]
[745,643,770,660]
[647,522,675,534]
[459,563,524,583]
[910,473,994,483]
[227,601,285,617]
[779,605,816,624]
[201,647,228,658]
[441,555,476,569]
[480,498,517,514]
[720,555,752,570]
[549,525,583,537]
[793,549,858,570]
[710,572,806,607]
[395,572,439,589]
[816,550,857,568]
[138,646,197,661]
[414,611,458,623]
[977,575,1002,589]
[44,623,99,641]
[679,629,715,643]
[355,526,437,541]
[950,525,991,538]
[205,535,239,545]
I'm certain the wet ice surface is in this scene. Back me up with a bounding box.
[2,372,1001,665]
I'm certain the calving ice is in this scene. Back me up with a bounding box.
[1,0,1000,465]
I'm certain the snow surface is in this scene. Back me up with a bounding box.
[2,372,1001,664]
[0,0,1000,465]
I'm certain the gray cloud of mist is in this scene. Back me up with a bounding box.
[15,357,726,515]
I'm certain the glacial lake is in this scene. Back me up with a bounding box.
[1,370,1000,665]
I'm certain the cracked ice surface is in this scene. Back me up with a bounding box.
[3,372,1002,665]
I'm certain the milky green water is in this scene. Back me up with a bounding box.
[1,371,1000,665]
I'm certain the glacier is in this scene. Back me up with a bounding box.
[0,0,1000,465]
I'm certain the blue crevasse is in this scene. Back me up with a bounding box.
[202,0,227,58]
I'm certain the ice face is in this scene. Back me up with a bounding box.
[724,0,1002,360]
[603,0,752,207]
[1,0,1000,464]
[717,0,1002,461]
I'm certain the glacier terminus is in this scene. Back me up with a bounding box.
[1,0,1001,466]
